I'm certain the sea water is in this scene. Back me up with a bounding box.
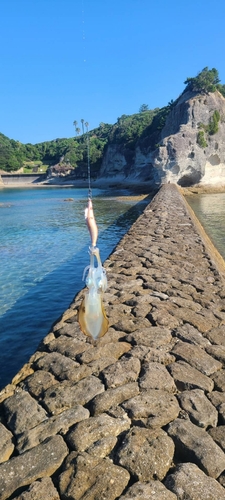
[1,188,225,390]
[0,186,150,389]
[186,193,225,261]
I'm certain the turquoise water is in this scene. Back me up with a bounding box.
[0,187,149,389]
[186,193,225,261]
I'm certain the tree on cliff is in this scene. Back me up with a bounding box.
[139,104,149,112]
[184,67,220,94]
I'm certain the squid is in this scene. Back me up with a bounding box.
[78,198,109,341]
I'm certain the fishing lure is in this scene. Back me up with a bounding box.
[78,198,109,341]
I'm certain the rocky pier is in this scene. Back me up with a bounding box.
[1,183,225,499]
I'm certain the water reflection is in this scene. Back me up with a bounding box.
[0,188,150,389]
[186,193,225,260]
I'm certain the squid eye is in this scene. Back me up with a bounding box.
[86,277,93,287]
[96,278,103,290]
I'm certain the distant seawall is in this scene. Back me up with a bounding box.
[1,184,225,499]
[1,173,47,184]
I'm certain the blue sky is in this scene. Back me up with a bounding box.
[1,0,225,144]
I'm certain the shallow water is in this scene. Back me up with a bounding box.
[1,187,224,390]
[0,186,149,389]
[186,193,225,261]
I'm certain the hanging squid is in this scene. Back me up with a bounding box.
[78,198,109,341]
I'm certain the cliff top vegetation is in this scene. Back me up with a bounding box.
[1,67,225,174]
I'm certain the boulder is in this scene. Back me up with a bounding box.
[165,462,225,499]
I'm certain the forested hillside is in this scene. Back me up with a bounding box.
[1,67,225,175]
[0,111,159,174]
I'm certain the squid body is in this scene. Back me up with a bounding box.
[78,198,109,341]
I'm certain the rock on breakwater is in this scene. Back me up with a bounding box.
[1,184,225,499]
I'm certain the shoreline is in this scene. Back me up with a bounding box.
[0,178,158,199]
[1,176,225,195]
[180,184,225,196]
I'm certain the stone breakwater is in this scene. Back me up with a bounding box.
[1,184,225,499]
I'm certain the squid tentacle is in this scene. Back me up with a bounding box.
[78,200,108,341]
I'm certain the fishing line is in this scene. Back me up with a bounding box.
[77,2,109,342]
[81,0,91,198]
[86,123,92,199]
[81,0,87,64]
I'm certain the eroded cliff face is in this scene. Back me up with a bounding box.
[99,91,225,187]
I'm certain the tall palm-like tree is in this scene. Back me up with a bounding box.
[76,127,81,136]
[73,121,78,136]
[81,119,85,136]
[85,121,89,132]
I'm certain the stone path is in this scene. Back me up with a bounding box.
[1,184,225,499]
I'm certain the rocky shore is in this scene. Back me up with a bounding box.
[1,183,225,499]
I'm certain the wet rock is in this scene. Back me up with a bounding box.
[167,418,225,478]
[0,422,14,462]
[42,376,104,415]
[177,389,218,428]
[66,413,130,452]
[165,462,225,500]
[116,427,174,481]
[122,390,180,428]
[172,341,222,375]
[0,435,68,500]
[13,477,60,500]
[167,360,214,392]
[120,480,177,499]
[139,362,176,392]
[3,390,47,435]
[59,452,130,500]
[17,405,89,453]
[90,382,139,416]
[101,355,141,388]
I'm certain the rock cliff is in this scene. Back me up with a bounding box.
[99,90,225,187]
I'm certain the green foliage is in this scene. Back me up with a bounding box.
[208,110,220,135]
[150,106,171,131]
[216,84,225,98]
[109,110,157,149]
[0,134,25,171]
[1,67,225,173]
[197,130,208,148]
[198,110,220,136]
[184,67,220,94]
[139,104,149,112]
